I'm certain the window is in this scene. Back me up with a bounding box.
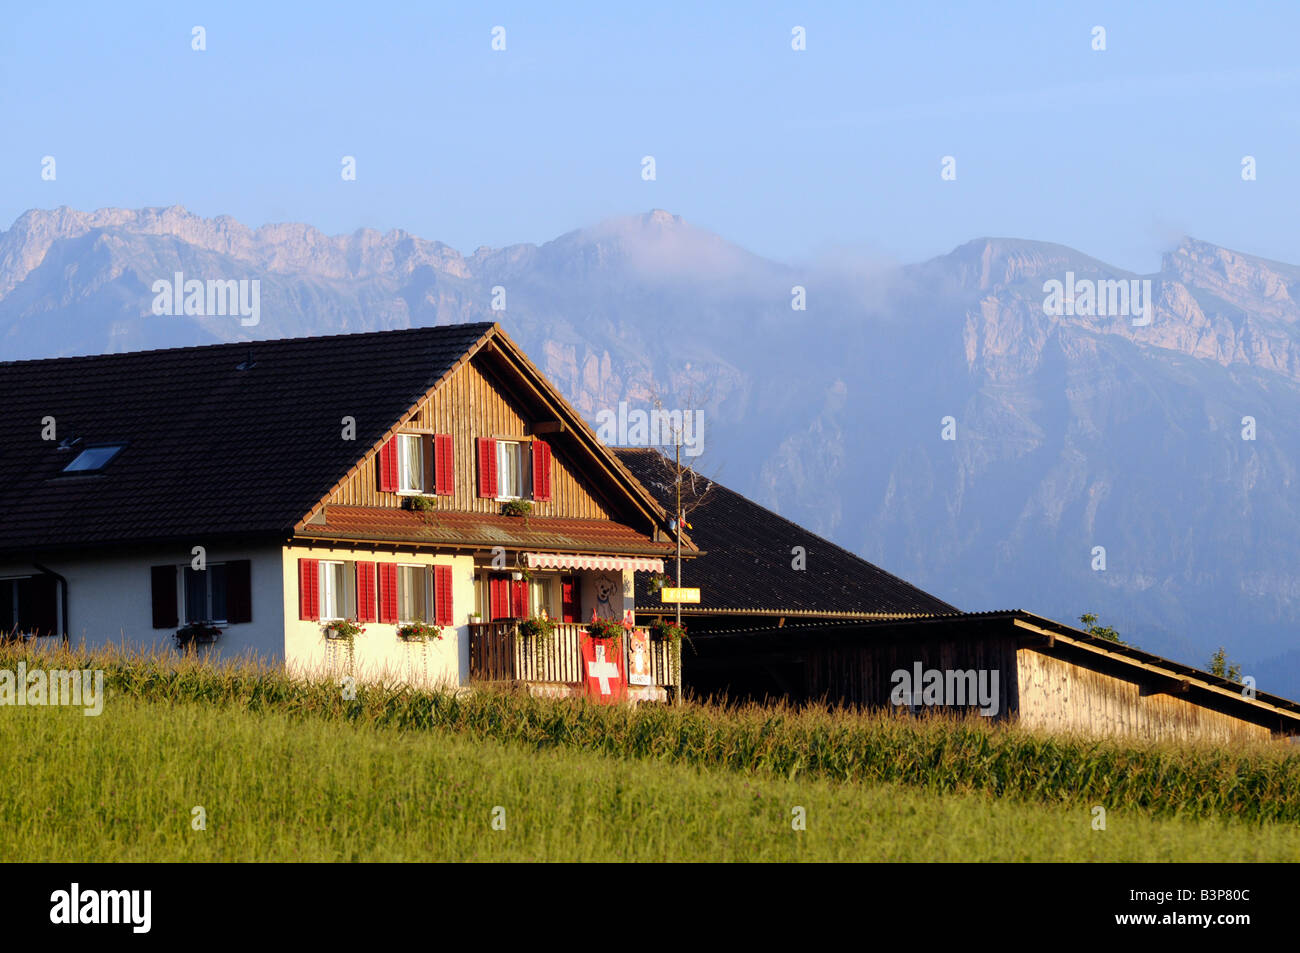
[63,443,125,473]
[398,565,430,622]
[0,575,61,636]
[160,561,252,628]
[397,434,424,493]
[497,441,523,499]
[183,564,228,623]
[319,561,355,620]
[529,576,555,619]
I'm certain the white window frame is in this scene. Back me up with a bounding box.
[318,560,354,622]
[495,440,527,501]
[180,563,230,625]
[397,433,425,495]
[397,563,432,624]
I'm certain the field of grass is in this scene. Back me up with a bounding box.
[5,695,1300,861]
[3,645,1299,861]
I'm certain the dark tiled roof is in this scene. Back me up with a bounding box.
[614,448,958,617]
[0,323,495,553]
[298,506,674,555]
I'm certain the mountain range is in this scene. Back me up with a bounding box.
[2,206,1298,695]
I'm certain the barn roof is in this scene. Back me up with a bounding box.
[614,447,958,618]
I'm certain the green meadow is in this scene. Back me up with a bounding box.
[2,646,1298,861]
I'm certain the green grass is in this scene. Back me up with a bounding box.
[2,644,1300,860]
[4,695,1299,862]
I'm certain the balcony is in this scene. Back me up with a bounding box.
[468,620,679,696]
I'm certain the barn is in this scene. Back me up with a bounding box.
[616,449,1300,743]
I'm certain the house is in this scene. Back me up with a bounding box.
[616,449,1300,742]
[0,323,689,701]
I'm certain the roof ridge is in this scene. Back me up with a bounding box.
[0,321,499,368]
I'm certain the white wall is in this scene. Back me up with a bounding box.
[281,544,475,691]
[0,546,286,663]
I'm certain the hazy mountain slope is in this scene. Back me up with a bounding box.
[1,206,1297,696]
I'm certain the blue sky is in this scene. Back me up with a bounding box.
[4,1,1299,271]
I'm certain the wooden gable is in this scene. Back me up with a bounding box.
[312,326,674,541]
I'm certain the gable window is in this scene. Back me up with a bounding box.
[397,434,424,494]
[319,560,356,621]
[496,441,524,500]
[183,564,228,623]
[62,443,126,474]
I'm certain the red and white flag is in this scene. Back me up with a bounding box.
[580,633,626,703]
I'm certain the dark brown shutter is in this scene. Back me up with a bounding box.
[225,559,252,624]
[21,575,59,637]
[151,565,178,629]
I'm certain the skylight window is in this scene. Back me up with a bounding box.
[62,443,126,473]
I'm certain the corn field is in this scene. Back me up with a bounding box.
[5,643,1298,823]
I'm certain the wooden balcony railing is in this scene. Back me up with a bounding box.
[468,621,678,688]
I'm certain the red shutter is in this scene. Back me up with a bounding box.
[433,564,453,626]
[510,579,528,619]
[298,559,319,621]
[531,440,552,501]
[151,566,178,629]
[477,438,498,498]
[377,563,399,624]
[356,561,377,623]
[489,577,510,621]
[378,438,398,493]
[225,559,252,624]
[434,433,455,496]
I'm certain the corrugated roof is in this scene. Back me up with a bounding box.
[614,448,958,617]
[0,323,495,552]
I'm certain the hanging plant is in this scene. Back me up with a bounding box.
[323,619,365,643]
[501,499,532,517]
[586,616,625,647]
[397,621,444,642]
[175,621,222,648]
[649,619,687,643]
[648,572,670,592]
[519,615,556,645]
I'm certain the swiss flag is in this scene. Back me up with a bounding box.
[580,634,626,704]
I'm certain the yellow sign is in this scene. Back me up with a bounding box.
[660,587,701,604]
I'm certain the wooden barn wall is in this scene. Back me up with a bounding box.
[803,636,1020,720]
[326,357,613,520]
[1016,648,1273,744]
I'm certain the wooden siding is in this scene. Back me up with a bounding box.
[326,356,613,520]
[1016,648,1273,744]
[802,636,1020,719]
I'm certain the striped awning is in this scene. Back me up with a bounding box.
[524,553,665,572]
